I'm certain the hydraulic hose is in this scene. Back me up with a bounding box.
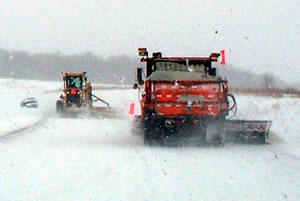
[227,94,236,111]
[227,94,237,119]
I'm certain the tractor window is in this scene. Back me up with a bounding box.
[66,76,83,88]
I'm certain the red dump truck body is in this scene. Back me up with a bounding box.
[140,80,228,118]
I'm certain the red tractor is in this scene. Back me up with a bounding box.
[133,48,272,145]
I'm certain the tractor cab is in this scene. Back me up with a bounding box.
[62,72,87,106]
[65,76,83,89]
[56,71,116,118]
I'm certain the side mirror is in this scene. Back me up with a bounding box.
[84,77,87,81]
[209,68,216,76]
[136,68,144,85]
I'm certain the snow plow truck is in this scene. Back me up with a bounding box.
[133,48,272,145]
[56,72,118,118]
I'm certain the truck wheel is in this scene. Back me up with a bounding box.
[143,116,163,146]
[253,133,266,144]
[56,100,64,115]
[214,135,225,146]
[197,123,207,146]
[143,118,156,145]
[144,133,154,146]
[144,121,155,145]
[208,120,225,147]
[199,133,207,146]
[213,129,225,147]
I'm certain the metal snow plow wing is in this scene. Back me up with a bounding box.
[223,120,272,143]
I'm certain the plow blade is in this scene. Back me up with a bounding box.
[223,120,272,143]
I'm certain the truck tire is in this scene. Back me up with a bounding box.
[252,133,267,144]
[207,119,226,146]
[143,118,160,146]
[198,133,207,146]
[144,119,154,145]
[144,132,154,145]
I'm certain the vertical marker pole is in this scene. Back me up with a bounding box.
[220,49,226,65]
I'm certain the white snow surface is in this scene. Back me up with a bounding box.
[0,79,299,201]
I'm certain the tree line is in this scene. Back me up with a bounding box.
[0,48,138,84]
[0,48,289,89]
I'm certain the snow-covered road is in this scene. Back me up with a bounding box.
[0,79,299,201]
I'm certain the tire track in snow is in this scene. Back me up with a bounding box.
[0,119,46,142]
[0,114,51,142]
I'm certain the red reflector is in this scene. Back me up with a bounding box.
[70,89,77,95]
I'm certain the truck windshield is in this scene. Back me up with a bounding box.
[66,76,82,88]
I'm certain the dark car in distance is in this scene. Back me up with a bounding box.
[20,97,39,108]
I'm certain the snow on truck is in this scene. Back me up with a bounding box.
[133,48,272,145]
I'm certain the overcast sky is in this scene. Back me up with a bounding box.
[0,0,299,82]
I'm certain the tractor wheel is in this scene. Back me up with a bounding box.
[56,100,64,115]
